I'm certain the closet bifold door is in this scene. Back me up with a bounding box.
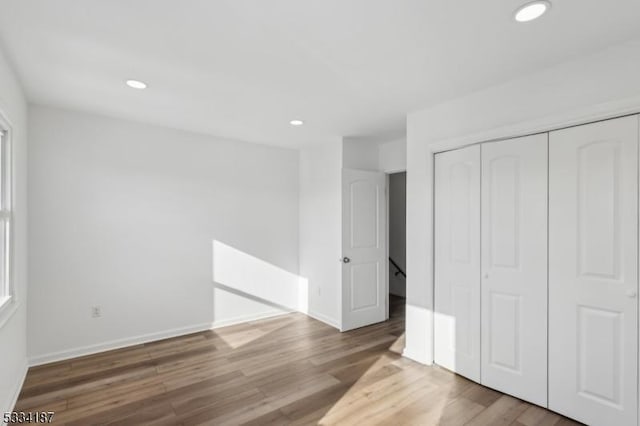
[434,145,481,381]
[480,134,548,407]
[549,115,639,426]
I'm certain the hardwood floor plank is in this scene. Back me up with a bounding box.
[57,382,167,424]
[435,396,485,426]
[318,368,428,424]
[465,395,529,426]
[16,296,582,426]
[516,405,564,426]
[460,383,504,408]
[279,382,350,421]
[177,387,266,425]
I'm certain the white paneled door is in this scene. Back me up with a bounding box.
[549,116,638,426]
[434,145,481,381]
[341,168,387,331]
[480,134,548,407]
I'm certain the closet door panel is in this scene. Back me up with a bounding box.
[549,115,638,426]
[480,134,548,407]
[434,145,481,381]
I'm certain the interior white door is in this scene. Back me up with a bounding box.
[480,134,548,406]
[341,168,387,331]
[434,145,481,381]
[549,116,638,426]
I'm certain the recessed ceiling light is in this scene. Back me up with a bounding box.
[514,1,551,22]
[126,79,147,89]
[290,120,304,126]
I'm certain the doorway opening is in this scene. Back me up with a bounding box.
[388,171,406,325]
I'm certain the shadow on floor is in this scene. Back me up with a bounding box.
[15,295,580,425]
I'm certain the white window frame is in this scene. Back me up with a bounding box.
[0,110,15,327]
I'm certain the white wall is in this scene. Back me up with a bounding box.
[405,38,640,365]
[379,139,406,173]
[342,138,380,171]
[388,172,406,298]
[28,106,300,364]
[0,49,29,413]
[343,137,406,173]
[299,140,343,328]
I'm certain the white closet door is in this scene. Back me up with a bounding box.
[434,145,481,381]
[549,116,638,426]
[480,134,548,406]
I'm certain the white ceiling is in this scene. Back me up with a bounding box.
[1,0,640,148]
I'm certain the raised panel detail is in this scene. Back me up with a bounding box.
[449,163,472,264]
[577,142,620,279]
[489,156,520,268]
[452,286,472,356]
[350,262,379,311]
[577,306,623,407]
[489,292,521,372]
[350,180,379,249]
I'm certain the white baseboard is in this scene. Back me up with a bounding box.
[28,309,296,367]
[307,310,340,330]
[28,322,213,367]
[3,359,28,415]
[211,309,292,328]
[29,323,211,367]
[28,304,428,368]
[0,308,337,414]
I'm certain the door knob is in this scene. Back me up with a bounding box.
[342,257,351,264]
[627,290,637,298]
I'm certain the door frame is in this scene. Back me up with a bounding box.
[384,168,407,322]
[340,166,407,332]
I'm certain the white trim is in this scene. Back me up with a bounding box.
[429,95,640,154]
[385,174,390,321]
[2,359,27,415]
[0,297,17,330]
[383,167,407,175]
[28,322,214,366]
[211,309,292,328]
[28,309,294,367]
[307,309,341,330]
[0,109,15,332]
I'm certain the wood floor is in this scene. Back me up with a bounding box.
[17,296,581,425]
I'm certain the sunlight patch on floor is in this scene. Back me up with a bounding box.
[389,332,405,355]
[316,333,450,425]
[213,314,295,349]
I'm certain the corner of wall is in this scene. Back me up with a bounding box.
[0,44,29,414]
[3,359,28,412]
[298,139,343,330]
[402,303,433,365]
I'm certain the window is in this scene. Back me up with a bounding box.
[0,120,12,313]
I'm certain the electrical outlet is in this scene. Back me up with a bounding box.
[91,306,102,318]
